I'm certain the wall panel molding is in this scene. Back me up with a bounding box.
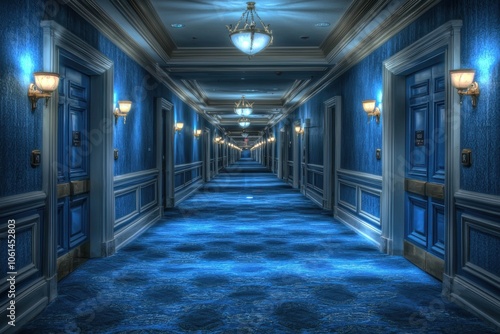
[335,169,382,246]
[113,169,160,236]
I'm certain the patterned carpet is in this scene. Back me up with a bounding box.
[20,159,497,333]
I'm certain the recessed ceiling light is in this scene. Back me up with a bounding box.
[315,22,331,27]
[171,23,185,28]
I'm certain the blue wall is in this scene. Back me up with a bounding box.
[0,1,45,197]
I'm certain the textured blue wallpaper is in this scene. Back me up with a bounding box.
[0,1,45,197]
[173,95,202,166]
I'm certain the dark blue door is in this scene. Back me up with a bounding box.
[57,64,90,260]
[404,59,446,277]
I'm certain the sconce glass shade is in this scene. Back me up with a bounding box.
[238,117,251,128]
[227,2,273,56]
[175,122,184,131]
[362,100,376,113]
[118,100,132,114]
[294,125,303,133]
[34,72,60,92]
[450,69,475,89]
[194,129,202,137]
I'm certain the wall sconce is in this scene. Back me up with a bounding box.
[194,129,202,138]
[362,100,381,123]
[450,69,480,107]
[27,72,60,111]
[294,124,304,134]
[268,136,275,142]
[113,100,132,124]
[174,122,184,132]
[215,136,222,143]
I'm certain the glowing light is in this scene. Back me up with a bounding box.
[475,51,496,85]
[19,53,34,86]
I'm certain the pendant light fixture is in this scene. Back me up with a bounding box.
[226,2,273,56]
[238,117,251,128]
[234,95,253,116]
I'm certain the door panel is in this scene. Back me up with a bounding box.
[404,59,445,278]
[57,64,90,258]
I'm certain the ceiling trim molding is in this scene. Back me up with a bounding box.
[66,0,217,124]
[163,66,329,73]
[181,79,209,105]
[109,0,176,63]
[280,0,442,122]
[322,0,392,63]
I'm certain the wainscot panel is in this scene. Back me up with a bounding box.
[335,169,382,246]
[454,190,500,327]
[0,192,47,334]
[174,161,203,206]
[113,169,161,250]
[304,163,324,208]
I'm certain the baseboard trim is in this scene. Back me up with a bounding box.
[451,275,500,330]
[335,206,381,247]
[114,208,160,250]
[0,278,48,334]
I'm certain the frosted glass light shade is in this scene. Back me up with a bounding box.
[238,118,250,128]
[230,30,272,55]
[450,69,475,89]
[34,72,60,92]
[362,100,376,113]
[235,106,253,116]
[118,100,132,114]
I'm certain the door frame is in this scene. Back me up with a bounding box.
[203,128,211,182]
[323,96,342,210]
[42,20,115,299]
[156,98,174,209]
[381,20,462,284]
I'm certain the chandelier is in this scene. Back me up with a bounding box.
[234,95,253,116]
[238,117,251,128]
[226,2,273,56]
[241,131,249,138]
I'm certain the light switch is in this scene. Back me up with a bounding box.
[114,149,119,160]
[31,150,41,168]
[376,149,381,160]
[461,149,471,167]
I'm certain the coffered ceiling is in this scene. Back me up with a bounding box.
[67,0,440,147]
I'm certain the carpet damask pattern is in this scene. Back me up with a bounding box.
[20,160,497,333]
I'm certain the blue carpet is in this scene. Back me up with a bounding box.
[20,159,497,333]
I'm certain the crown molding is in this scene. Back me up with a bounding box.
[322,0,392,63]
[66,0,213,122]
[283,0,442,116]
[110,0,176,63]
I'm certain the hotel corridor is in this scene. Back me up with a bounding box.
[19,159,495,333]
